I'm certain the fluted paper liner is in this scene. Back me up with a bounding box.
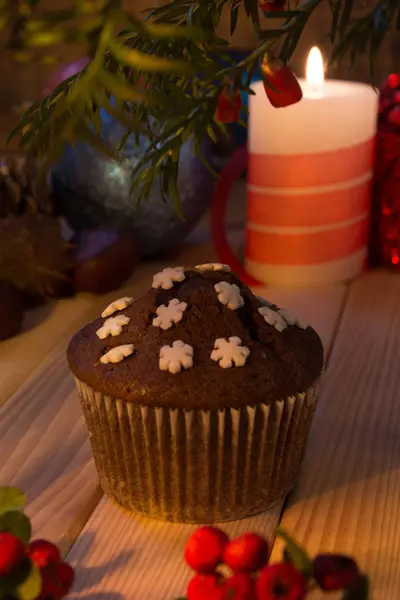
[76,378,320,523]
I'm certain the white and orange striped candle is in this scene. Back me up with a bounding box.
[245,47,378,286]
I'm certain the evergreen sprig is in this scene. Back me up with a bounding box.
[3,0,400,208]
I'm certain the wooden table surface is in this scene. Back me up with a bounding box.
[1,200,400,599]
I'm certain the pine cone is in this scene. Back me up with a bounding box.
[0,155,53,218]
[0,215,72,299]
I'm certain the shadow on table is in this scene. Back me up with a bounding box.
[69,532,134,595]
[21,303,54,334]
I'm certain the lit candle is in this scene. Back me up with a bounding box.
[245,47,378,287]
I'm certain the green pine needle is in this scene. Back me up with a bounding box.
[4,0,398,210]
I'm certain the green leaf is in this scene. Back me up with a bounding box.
[0,511,32,543]
[230,4,239,35]
[342,575,369,600]
[15,562,42,600]
[244,0,260,32]
[0,488,26,515]
[277,526,313,577]
[99,69,172,107]
[1,558,41,600]
[109,42,193,73]
[328,0,342,42]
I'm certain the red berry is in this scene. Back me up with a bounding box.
[0,532,25,575]
[184,527,229,573]
[220,572,254,599]
[256,563,306,600]
[388,106,400,126]
[313,554,360,591]
[38,561,75,600]
[28,539,61,568]
[187,573,222,600]
[223,533,269,573]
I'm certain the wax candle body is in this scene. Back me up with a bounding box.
[245,79,378,286]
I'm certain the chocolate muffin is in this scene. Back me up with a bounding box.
[67,263,323,523]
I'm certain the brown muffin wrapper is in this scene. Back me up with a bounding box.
[75,378,320,523]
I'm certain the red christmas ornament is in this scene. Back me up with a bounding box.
[0,532,26,575]
[260,0,286,13]
[260,56,303,108]
[370,74,400,269]
[223,533,269,573]
[215,88,242,123]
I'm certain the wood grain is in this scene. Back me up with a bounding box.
[0,296,95,406]
[66,284,346,600]
[270,271,400,600]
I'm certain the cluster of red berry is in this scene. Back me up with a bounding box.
[0,534,74,600]
[180,526,368,600]
[0,487,74,600]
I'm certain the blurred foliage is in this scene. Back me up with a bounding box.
[2,0,399,208]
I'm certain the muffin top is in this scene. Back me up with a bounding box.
[67,264,323,410]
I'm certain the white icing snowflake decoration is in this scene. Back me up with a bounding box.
[214,281,244,310]
[211,337,250,369]
[279,308,308,330]
[100,344,134,364]
[152,266,185,290]
[159,340,194,374]
[101,296,134,318]
[195,263,231,272]
[152,298,187,330]
[258,306,287,332]
[96,315,130,340]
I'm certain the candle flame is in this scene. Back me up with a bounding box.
[306,47,324,95]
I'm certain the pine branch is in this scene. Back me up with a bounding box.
[2,0,399,210]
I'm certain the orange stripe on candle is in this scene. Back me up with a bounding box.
[247,179,372,227]
[248,138,375,188]
[245,216,369,265]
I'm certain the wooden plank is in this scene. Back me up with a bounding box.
[0,296,95,406]
[66,284,346,599]
[270,271,400,600]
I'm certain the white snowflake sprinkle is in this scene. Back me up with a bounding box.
[210,337,250,369]
[100,344,134,364]
[101,296,134,318]
[258,306,287,332]
[195,263,231,272]
[159,340,194,374]
[152,298,187,330]
[214,281,244,310]
[279,308,308,330]
[96,315,130,340]
[152,266,185,290]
